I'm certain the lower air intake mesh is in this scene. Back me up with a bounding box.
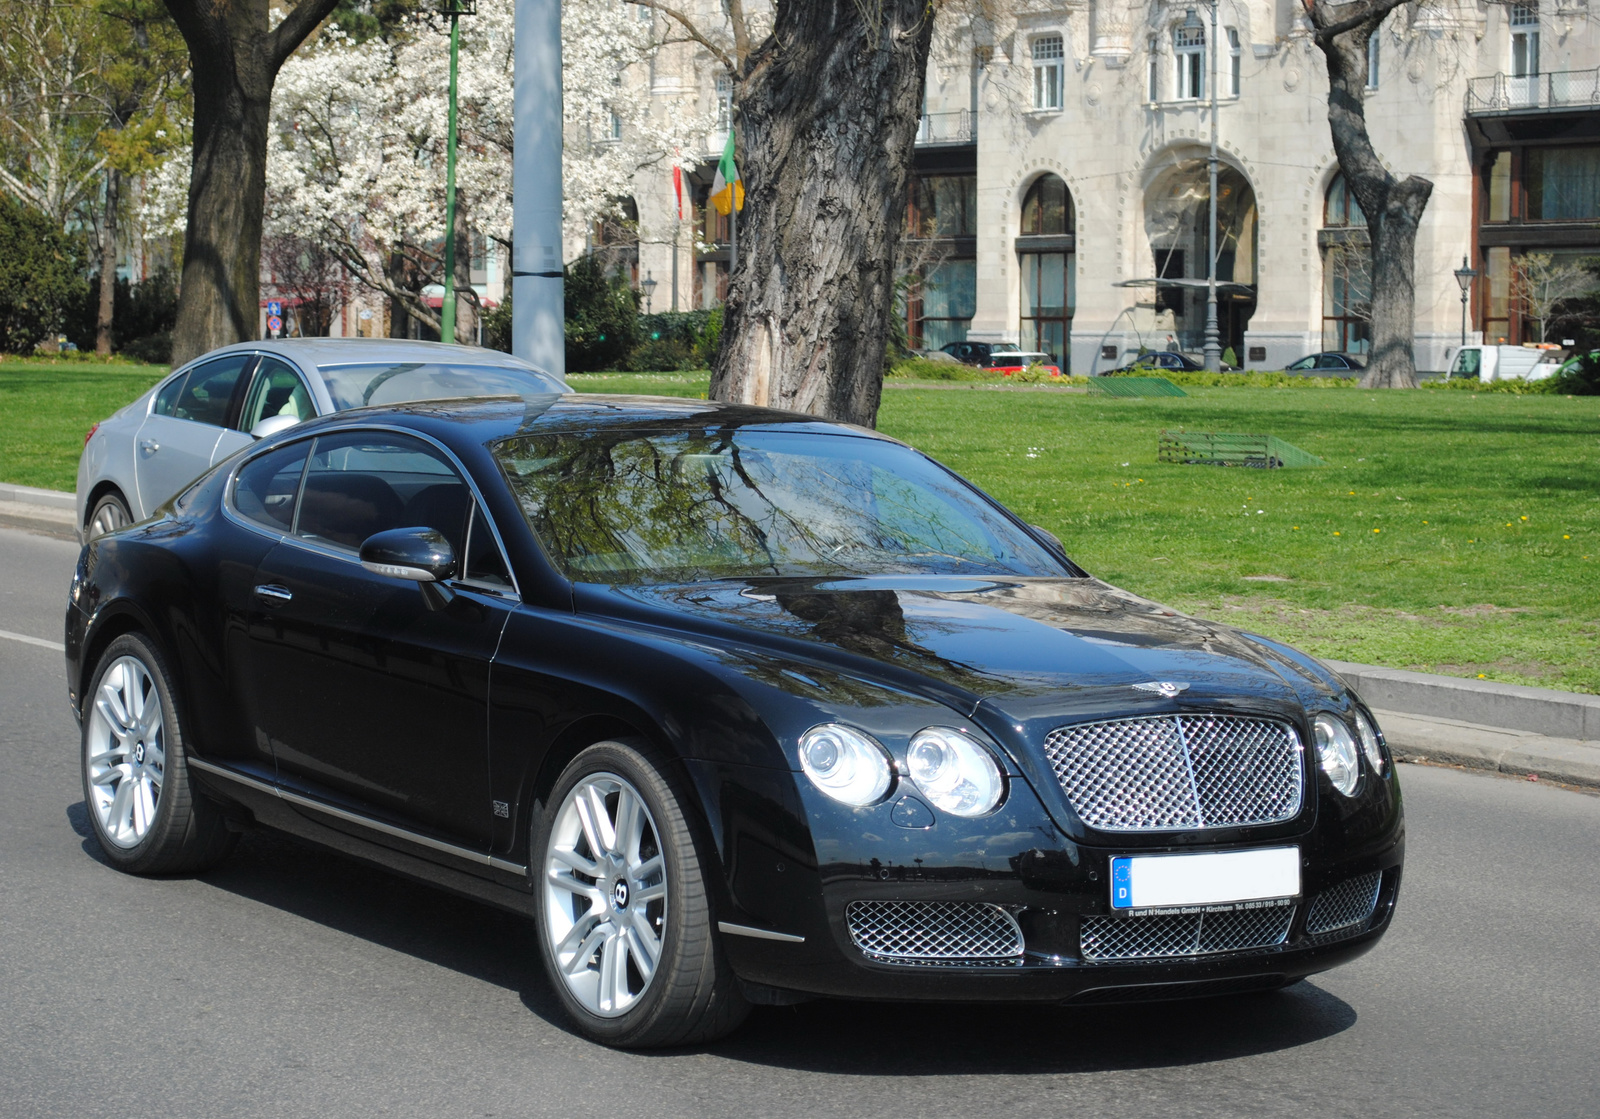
[1305,871,1383,937]
[846,900,1024,964]
[1080,904,1294,962]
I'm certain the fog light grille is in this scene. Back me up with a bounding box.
[1042,714,1303,832]
[1080,904,1294,962]
[1305,871,1383,937]
[846,900,1024,964]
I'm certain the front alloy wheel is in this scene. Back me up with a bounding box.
[86,654,165,847]
[542,772,668,1017]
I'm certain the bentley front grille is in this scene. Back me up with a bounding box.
[1041,714,1304,832]
[1079,904,1295,962]
[1305,871,1383,938]
[846,900,1024,965]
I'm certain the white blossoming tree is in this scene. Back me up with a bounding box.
[261,0,714,341]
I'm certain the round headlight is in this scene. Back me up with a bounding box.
[1353,710,1386,776]
[906,727,1005,818]
[1312,714,1361,797]
[799,724,893,806]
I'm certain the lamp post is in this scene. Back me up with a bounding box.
[641,271,657,314]
[438,0,476,346]
[1453,256,1478,348]
[1184,6,1223,372]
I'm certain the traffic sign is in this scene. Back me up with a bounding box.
[267,300,283,317]
[267,315,283,334]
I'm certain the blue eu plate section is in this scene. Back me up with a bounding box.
[1111,857,1134,909]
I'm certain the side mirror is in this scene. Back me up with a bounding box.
[1030,524,1067,555]
[360,527,457,582]
[251,413,301,440]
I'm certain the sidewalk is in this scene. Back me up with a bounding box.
[1,483,1595,785]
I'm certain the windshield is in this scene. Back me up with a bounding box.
[495,428,1070,583]
[318,361,565,410]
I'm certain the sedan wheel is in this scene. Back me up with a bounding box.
[534,741,749,1047]
[80,633,238,874]
[87,493,132,539]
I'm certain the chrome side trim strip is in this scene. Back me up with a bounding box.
[188,757,529,877]
[718,921,806,944]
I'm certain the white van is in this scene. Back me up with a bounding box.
[1445,344,1565,383]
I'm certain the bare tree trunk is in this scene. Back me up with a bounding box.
[96,169,119,357]
[1309,1,1430,389]
[708,0,934,428]
[163,0,339,368]
[452,201,476,344]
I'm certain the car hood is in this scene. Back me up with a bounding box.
[582,575,1341,723]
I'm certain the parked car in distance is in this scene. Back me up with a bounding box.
[986,351,1063,377]
[1444,343,1565,383]
[76,339,566,541]
[67,394,1404,1048]
[940,341,1061,371]
[1285,352,1365,373]
[1112,351,1237,373]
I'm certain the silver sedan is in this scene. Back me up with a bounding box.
[76,339,567,540]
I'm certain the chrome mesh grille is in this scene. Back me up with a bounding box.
[846,900,1024,963]
[1042,714,1304,832]
[1080,904,1295,962]
[1305,871,1383,936]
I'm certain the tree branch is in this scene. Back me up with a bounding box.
[270,0,341,73]
[632,0,737,73]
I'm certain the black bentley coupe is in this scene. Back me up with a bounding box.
[65,394,1404,1047]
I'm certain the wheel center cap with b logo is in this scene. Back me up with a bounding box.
[134,743,146,765]
[612,879,630,910]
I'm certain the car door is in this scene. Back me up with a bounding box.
[241,428,513,852]
[134,353,255,516]
[213,356,318,464]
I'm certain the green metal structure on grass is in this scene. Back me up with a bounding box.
[1158,430,1326,468]
[1087,377,1188,398]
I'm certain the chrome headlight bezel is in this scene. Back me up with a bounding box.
[906,726,1007,818]
[1352,709,1386,776]
[798,723,895,807]
[1312,713,1362,797]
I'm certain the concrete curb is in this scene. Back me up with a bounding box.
[0,486,77,541]
[0,483,75,511]
[1327,659,1600,743]
[1372,710,1600,789]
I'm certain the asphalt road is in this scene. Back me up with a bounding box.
[2,524,1597,1118]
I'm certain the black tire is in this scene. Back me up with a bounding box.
[532,739,750,1048]
[80,632,238,875]
[86,491,133,540]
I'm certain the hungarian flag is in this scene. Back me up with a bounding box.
[710,131,743,216]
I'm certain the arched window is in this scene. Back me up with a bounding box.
[1324,173,1367,228]
[1018,174,1075,367]
[1322,175,1371,354]
[1021,173,1072,235]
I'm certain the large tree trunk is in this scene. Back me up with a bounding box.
[709,0,934,428]
[96,170,119,357]
[1310,2,1431,389]
[163,0,339,367]
[452,200,476,344]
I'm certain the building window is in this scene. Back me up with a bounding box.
[1526,146,1600,220]
[1324,172,1367,227]
[608,111,623,140]
[1366,32,1380,90]
[1031,35,1064,110]
[907,174,978,237]
[1174,24,1205,100]
[1021,173,1072,235]
[971,46,992,117]
[1322,174,1370,354]
[715,74,731,131]
[1147,36,1160,102]
[1018,175,1074,369]
[1227,28,1241,96]
[1511,4,1539,78]
[908,260,976,351]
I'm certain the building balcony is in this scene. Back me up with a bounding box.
[916,110,976,146]
[1466,68,1600,115]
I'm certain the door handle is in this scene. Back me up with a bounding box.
[139,439,159,455]
[254,584,293,605]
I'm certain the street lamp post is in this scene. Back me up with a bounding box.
[1185,6,1223,372]
[438,0,476,345]
[1453,256,1478,350]
[641,271,657,315]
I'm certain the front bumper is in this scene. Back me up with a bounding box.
[690,758,1405,1004]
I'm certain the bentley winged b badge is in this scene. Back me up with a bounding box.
[1132,681,1190,698]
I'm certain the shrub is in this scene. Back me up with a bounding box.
[0,194,86,354]
[1421,375,1556,395]
[631,310,719,370]
[1551,351,1600,396]
[1116,368,1359,389]
[64,268,180,361]
[564,255,639,372]
[482,300,513,353]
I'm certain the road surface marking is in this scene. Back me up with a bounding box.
[0,628,65,653]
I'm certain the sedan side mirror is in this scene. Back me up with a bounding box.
[251,413,302,440]
[360,527,458,609]
[1030,524,1067,556]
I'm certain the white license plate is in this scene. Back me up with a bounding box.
[1110,847,1300,911]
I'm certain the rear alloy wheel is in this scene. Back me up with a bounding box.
[87,492,132,539]
[81,633,237,874]
[534,741,749,1047]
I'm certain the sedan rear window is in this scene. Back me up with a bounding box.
[317,362,564,410]
[496,429,1069,583]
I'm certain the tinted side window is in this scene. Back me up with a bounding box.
[174,355,253,427]
[239,358,314,433]
[296,431,470,553]
[234,441,312,532]
[153,373,189,416]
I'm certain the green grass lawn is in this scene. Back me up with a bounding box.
[9,364,1597,692]
[1,361,168,491]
